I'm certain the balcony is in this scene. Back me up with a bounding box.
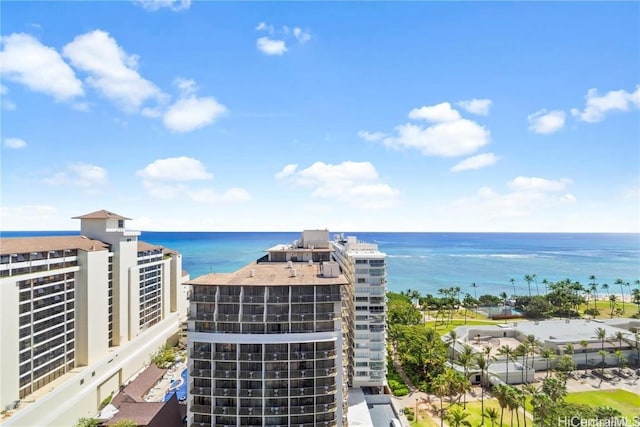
[191,294,216,303]
[238,407,263,416]
[190,404,211,414]
[241,314,264,322]
[264,388,289,398]
[213,406,238,415]
[191,351,212,360]
[238,371,262,380]
[213,370,237,379]
[190,387,212,395]
[239,388,263,398]
[190,369,212,378]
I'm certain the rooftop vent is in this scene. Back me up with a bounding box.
[308,260,313,266]
[287,261,293,269]
[290,268,297,278]
[250,269,255,278]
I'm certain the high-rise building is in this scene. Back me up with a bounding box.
[331,234,387,388]
[0,210,189,427]
[186,230,351,427]
[186,230,387,427]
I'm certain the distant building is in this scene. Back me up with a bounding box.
[0,210,189,427]
[449,318,639,385]
[331,234,387,388]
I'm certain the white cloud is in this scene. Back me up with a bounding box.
[508,176,572,192]
[163,97,227,132]
[383,119,490,157]
[138,156,250,202]
[43,162,107,188]
[527,109,566,134]
[408,102,461,122]
[256,22,275,34]
[293,27,311,44]
[450,153,499,172]
[453,176,576,219]
[457,98,492,116]
[357,130,386,142]
[134,0,191,11]
[174,77,197,97]
[0,33,84,101]
[275,164,298,180]
[277,161,400,208]
[256,37,287,56]
[4,137,27,149]
[137,156,213,181]
[0,84,7,95]
[63,30,162,112]
[571,85,640,123]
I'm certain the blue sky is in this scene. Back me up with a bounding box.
[1,1,639,232]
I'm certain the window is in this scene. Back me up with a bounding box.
[117,220,124,228]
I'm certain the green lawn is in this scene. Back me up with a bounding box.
[565,389,640,418]
[425,319,503,336]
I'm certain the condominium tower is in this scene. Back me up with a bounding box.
[186,230,387,427]
[0,210,189,427]
[331,234,387,388]
[187,230,352,427]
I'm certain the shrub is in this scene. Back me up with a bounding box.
[584,308,600,317]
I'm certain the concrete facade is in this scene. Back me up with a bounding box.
[0,210,189,427]
[331,234,387,389]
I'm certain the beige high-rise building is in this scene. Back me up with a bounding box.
[0,210,189,427]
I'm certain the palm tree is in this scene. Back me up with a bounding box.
[609,294,618,317]
[598,349,608,374]
[458,345,475,408]
[542,278,549,295]
[445,330,458,364]
[613,349,626,369]
[580,339,590,374]
[471,282,479,299]
[525,334,540,372]
[445,406,472,427]
[514,343,528,384]
[475,353,493,424]
[510,278,516,297]
[589,275,599,309]
[432,374,448,427]
[595,327,607,373]
[493,384,511,427]
[484,407,499,427]
[610,331,625,351]
[601,282,610,298]
[497,345,513,384]
[524,274,533,297]
[614,278,626,313]
[541,348,555,377]
[632,287,640,314]
[506,385,521,427]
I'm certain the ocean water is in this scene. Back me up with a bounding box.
[3,231,639,297]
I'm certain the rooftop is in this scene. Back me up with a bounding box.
[0,235,110,255]
[186,260,348,287]
[72,209,131,220]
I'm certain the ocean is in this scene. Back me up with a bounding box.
[3,231,639,297]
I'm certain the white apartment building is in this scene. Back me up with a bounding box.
[186,230,351,427]
[331,234,387,388]
[0,210,189,427]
